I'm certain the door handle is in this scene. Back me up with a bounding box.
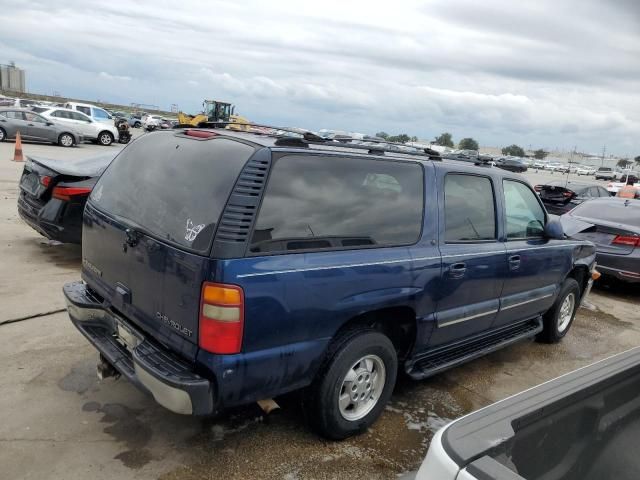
[449,262,467,278]
[27,123,34,126]
[508,255,521,270]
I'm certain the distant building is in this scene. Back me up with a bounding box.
[0,62,26,93]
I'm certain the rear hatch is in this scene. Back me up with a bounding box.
[82,131,255,360]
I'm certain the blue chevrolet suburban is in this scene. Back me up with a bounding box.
[64,128,597,439]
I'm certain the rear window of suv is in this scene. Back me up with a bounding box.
[250,154,424,254]
[89,132,254,253]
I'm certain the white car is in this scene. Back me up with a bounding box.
[142,114,164,131]
[606,173,640,195]
[576,166,596,175]
[41,108,119,146]
[63,102,113,125]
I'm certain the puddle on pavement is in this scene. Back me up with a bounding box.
[58,361,98,394]
[82,401,154,469]
[158,377,480,480]
[35,240,81,268]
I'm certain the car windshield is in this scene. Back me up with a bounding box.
[571,200,640,227]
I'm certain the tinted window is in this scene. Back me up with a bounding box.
[444,174,496,242]
[1,110,24,120]
[503,180,545,239]
[76,106,91,116]
[93,108,110,119]
[70,111,89,121]
[24,112,46,123]
[90,133,254,253]
[598,187,610,197]
[250,155,423,253]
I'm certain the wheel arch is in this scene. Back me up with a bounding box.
[329,306,418,362]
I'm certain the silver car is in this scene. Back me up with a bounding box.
[0,108,82,147]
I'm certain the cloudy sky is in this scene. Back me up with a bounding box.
[1,0,638,155]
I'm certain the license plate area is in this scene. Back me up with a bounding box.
[20,172,40,196]
[113,317,142,352]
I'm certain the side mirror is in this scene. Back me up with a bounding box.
[544,219,565,240]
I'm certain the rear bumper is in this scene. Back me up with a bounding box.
[596,251,640,283]
[17,192,82,243]
[63,281,214,415]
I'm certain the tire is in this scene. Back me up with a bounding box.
[304,329,397,440]
[58,133,75,147]
[134,121,141,128]
[538,278,580,343]
[0,127,6,142]
[98,131,113,146]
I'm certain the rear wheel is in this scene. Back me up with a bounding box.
[98,131,113,146]
[0,127,6,142]
[304,329,397,440]
[58,133,74,147]
[538,278,580,343]
[134,121,141,128]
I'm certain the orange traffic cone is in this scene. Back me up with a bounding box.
[13,131,24,162]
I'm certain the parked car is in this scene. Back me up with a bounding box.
[416,347,639,480]
[0,108,82,147]
[128,115,142,128]
[40,107,119,146]
[534,180,610,215]
[561,197,640,283]
[63,128,596,439]
[576,166,596,176]
[606,174,640,195]
[533,160,547,169]
[17,153,117,243]
[494,157,527,173]
[595,167,614,180]
[142,114,164,131]
[64,102,113,125]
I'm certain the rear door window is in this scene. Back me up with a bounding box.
[503,180,545,239]
[76,106,91,116]
[250,154,424,254]
[90,132,254,253]
[444,174,496,242]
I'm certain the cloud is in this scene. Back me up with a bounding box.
[99,72,132,81]
[0,0,638,155]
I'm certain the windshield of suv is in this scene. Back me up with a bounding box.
[89,132,254,253]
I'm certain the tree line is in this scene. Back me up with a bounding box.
[376,131,639,165]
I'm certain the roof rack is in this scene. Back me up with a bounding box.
[186,122,441,160]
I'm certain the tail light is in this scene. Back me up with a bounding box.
[199,282,244,354]
[40,175,52,187]
[52,186,92,201]
[612,235,640,247]
[534,185,542,192]
[563,190,575,199]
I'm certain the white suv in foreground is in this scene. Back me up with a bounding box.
[41,108,119,146]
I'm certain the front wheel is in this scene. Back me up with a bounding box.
[98,131,113,146]
[304,330,397,440]
[0,127,6,142]
[58,133,75,147]
[134,121,141,128]
[538,278,580,343]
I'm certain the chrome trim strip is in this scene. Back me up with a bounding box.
[236,255,440,278]
[501,293,553,310]
[438,309,499,327]
[236,243,587,278]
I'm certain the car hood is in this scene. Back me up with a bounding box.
[28,152,118,177]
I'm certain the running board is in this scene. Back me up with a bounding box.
[407,318,543,380]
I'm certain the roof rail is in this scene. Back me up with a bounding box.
[176,122,442,160]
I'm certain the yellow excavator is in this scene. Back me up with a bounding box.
[177,100,251,130]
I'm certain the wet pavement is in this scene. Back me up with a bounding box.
[0,140,638,479]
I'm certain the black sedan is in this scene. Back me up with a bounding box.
[17,153,116,243]
[494,157,527,173]
[535,180,610,215]
[561,197,640,283]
